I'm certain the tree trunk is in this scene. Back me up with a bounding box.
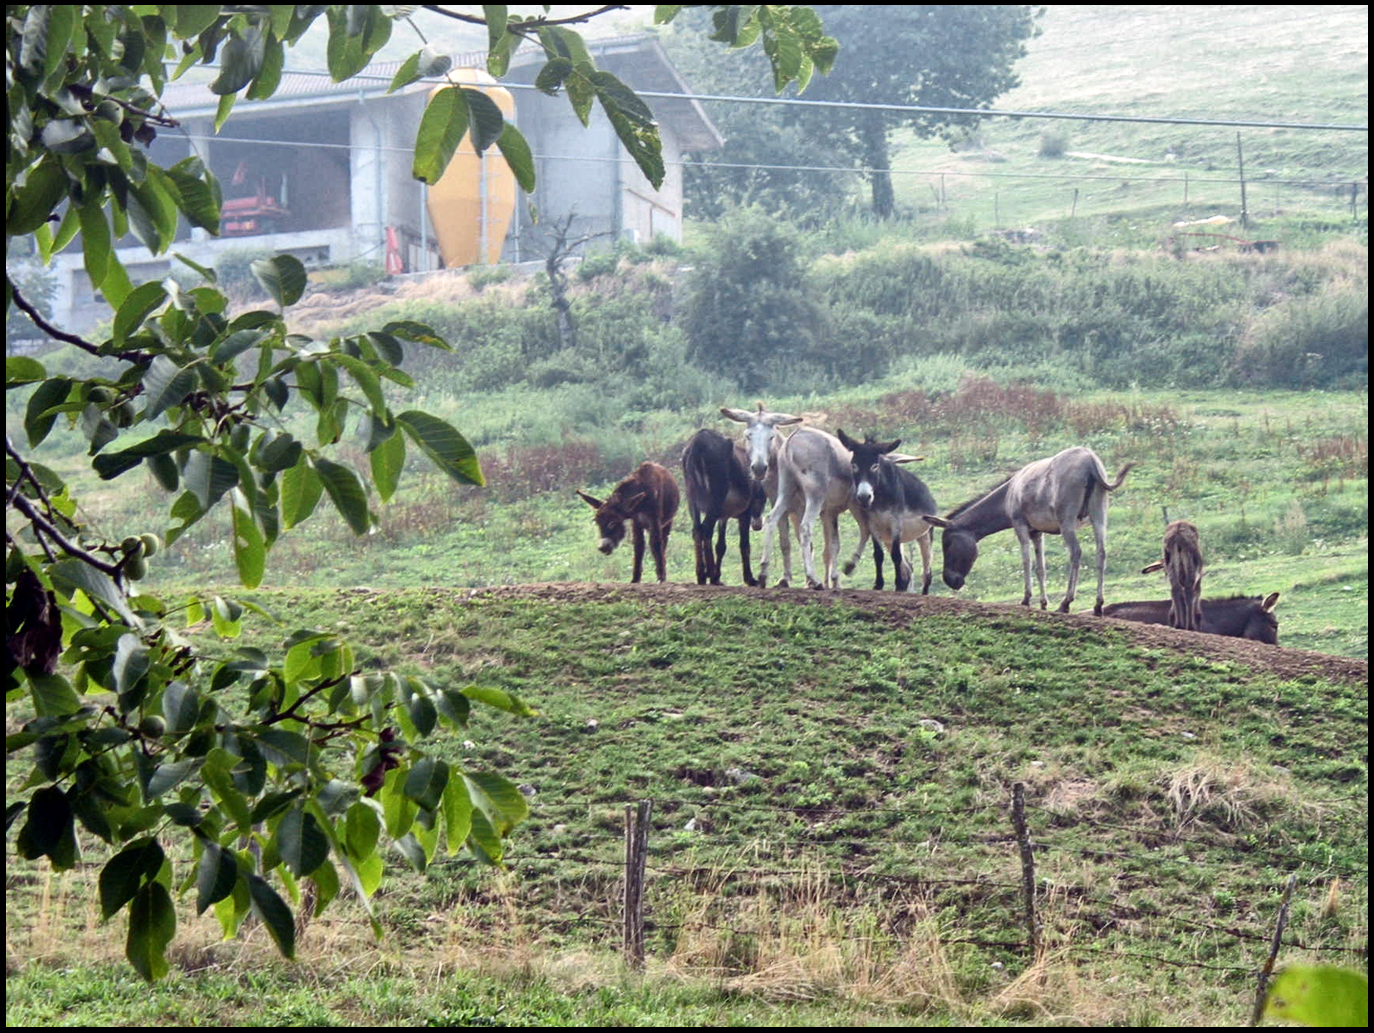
[860,112,895,219]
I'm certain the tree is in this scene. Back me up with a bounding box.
[794,6,1040,219]
[5,4,837,980]
[672,6,1040,220]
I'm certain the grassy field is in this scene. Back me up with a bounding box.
[6,586,1366,1025]
[886,5,1369,235]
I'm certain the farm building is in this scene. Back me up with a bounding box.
[40,35,722,332]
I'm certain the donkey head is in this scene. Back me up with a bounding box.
[577,489,644,554]
[722,402,802,480]
[925,514,978,591]
[837,429,901,510]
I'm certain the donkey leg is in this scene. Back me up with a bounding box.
[1032,532,1048,610]
[631,523,646,583]
[1016,526,1035,607]
[739,516,756,586]
[1092,516,1108,616]
[799,498,824,589]
[1059,527,1083,612]
[712,518,728,585]
[654,520,671,583]
[916,528,933,595]
[871,536,885,591]
[891,533,908,593]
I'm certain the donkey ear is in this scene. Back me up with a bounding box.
[765,412,803,427]
[925,515,953,529]
[720,407,750,423]
[621,491,646,512]
[1262,591,1280,612]
[877,438,902,454]
[890,453,926,464]
[1141,560,1165,574]
[836,428,858,451]
[576,490,603,509]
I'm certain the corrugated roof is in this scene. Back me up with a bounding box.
[156,35,721,150]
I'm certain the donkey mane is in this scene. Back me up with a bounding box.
[944,474,1012,520]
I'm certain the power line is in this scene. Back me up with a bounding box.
[195,63,1369,133]
[181,133,1367,190]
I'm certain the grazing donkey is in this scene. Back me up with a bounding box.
[836,430,938,593]
[927,447,1134,615]
[681,428,768,585]
[577,462,679,583]
[1141,520,1204,632]
[1102,593,1280,644]
[759,426,856,590]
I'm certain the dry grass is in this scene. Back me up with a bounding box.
[1161,756,1312,833]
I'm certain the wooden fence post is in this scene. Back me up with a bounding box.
[623,799,652,971]
[1236,132,1249,229]
[1011,782,1042,957]
[1248,872,1299,1026]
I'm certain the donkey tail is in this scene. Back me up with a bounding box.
[1101,461,1134,492]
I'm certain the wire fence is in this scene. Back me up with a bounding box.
[419,780,1368,995]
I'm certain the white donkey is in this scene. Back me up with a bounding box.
[721,403,803,585]
[928,446,1134,615]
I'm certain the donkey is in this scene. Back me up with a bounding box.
[721,403,803,584]
[577,462,679,583]
[759,426,856,590]
[681,428,768,585]
[927,447,1134,615]
[1141,520,1204,632]
[836,430,938,593]
[1102,593,1280,644]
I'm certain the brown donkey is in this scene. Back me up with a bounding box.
[578,462,680,583]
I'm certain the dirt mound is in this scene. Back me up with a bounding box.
[447,581,1367,687]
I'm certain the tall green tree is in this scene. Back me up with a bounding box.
[794,6,1040,218]
[671,6,1039,220]
[5,4,836,981]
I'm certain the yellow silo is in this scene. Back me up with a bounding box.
[425,70,517,267]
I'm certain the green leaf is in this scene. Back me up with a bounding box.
[464,771,529,836]
[396,410,483,487]
[162,679,201,734]
[312,456,371,535]
[182,449,239,510]
[7,157,68,236]
[100,837,166,920]
[127,881,176,981]
[441,772,473,856]
[78,195,112,291]
[369,426,405,503]
[28,671,82,718]
[145,757,201,799]
[279,458,323,530]
[92,431,204,481]
[250,255,307,308]
[403,757,449,813]
[1266,965,1368,1028]
[16,785,75,864]
[6,355,46,387]
[113,282,169,348]
[412,85,469,185]
[461,684,537,718]
[230,490,266,588]
[194,836,238,914]
[50,558,137,625]
[211,22,266,94]
[112,633,150,699]
[344,801,382,862]
[25,376,71,447]
[463,88,506,152]
[494,122,535,192]
[276,807,330,878]
[388,46,450,93]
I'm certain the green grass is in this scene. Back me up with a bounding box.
[886,6,1369,235]
[9,588,1365,1024]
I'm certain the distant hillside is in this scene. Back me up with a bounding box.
[890,4,1368,228]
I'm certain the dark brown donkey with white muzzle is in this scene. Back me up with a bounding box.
[578,462,680,583]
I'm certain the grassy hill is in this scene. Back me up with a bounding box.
[885,4,1369,234]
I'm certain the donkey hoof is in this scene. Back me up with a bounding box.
[842,561,856,576]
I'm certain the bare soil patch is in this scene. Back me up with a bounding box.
[444,581,1368,687]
